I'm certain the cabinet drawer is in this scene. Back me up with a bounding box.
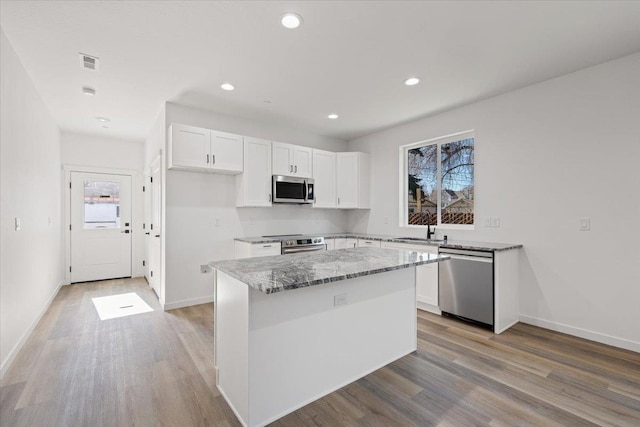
[358,239,381,248]
[251,243,281,257]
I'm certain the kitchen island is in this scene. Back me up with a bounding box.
[210,247,449,427]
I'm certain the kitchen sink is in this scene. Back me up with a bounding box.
[397,237,444,243]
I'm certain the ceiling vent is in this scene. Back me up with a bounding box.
[79,53,99,71]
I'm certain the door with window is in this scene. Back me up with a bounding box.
[70,172,132,283]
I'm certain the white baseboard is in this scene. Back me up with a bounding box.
[519,314,640,353]
[163,295,214,311]
[417,302,441,315]
[0,280,64,379]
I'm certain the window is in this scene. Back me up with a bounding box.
[402,131,474,228]
[83,180,121,229]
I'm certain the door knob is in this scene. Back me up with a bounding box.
[145,232,150,235]
[121,230,130,234]
[155,234,160,238]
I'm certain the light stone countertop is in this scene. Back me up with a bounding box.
[210,247,449,294]
[235,233,522,252]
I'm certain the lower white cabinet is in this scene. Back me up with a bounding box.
[325,239,336,250]
[357,239,381,248]
[235,241,282,259]
[333,238,357,249]
[381,241,440,314]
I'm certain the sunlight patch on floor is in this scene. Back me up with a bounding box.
[92,292,153,320]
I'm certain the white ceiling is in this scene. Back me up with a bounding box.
[2,1,640,142]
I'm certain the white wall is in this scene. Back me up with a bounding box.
[161,103,348,309]
[61,132,146,278]
[0,30,63,376]
[348,53,640,351]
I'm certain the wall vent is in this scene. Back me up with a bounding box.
[79,53,99,71]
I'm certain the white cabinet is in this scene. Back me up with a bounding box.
[236,137,272,207]
[325,239,336,250]
[357,239,381,248]
[381,241,440,314]
[234,241,282,259]
[168,123,243,174]
[272,142,312,178]
[334,238,357,249]
[336,152,370,209]
[312,149,337,208]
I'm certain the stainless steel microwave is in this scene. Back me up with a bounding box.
[272,175,314,204]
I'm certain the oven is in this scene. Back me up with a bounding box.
[263,234,326,254]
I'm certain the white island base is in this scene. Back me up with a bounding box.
[215,267,417,427]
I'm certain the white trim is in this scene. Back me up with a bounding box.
[417,302,441,315]
[519,314,640,353]
[64,165,141,283]
[0,281,64,379]
[217,386,248,427]
[163,295,214,311]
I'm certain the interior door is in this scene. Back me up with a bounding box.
[70,172,132,283]
[148,157,162,297]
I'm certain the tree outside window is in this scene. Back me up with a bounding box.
[405,133,474,227]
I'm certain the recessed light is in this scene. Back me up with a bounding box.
[96,117,110,122]
[221,82,235,91]
[328,114,339,120]
[281,12,303,29]
[82,86,96,96]
[404,77,420,86]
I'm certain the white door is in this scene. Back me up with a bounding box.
[312,149,336,208]
[211,131,243,173]
[148,157,162,297]
[70,172,132,283]
[272,142,293,175]
[292,145,313,177]
[243,137,272,206]
[337,152,358,208]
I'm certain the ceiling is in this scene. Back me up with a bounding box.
[2,1,640,142]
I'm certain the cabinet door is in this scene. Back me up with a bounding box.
[312,149,337,208]
[241,137,272,206]
[416,263,438,307]
[169,124,211,170]
[325,239,336,250]
[272,142,292,175]
[334,238,357,249]
[292,145,313,177]
[211,131,243,173]
[336,153,358,208]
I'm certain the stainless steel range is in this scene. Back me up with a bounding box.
[262,234,326,254]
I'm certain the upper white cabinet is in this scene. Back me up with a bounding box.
[336,152,370,209]
[312,149,337,208]
[272,142,312,178]
[236,137,272,207]
[168,123,243,174]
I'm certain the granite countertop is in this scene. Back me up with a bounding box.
[235,233,522,252]
[211,247,449,294]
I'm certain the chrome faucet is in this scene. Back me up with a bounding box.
[424,210,436,240]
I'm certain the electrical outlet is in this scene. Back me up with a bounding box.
[14,217,21,231]
[579,217,590,231]
[214,218,220,227]
[484,217,491,227]
[334,293,347,307]
[491,217,500,228]
[249,217,255,225]
[200,265,211,274]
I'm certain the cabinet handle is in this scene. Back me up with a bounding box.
[338,197,340,205]
[263,245,272,248]
[206,154,209,164]
[268,194,272,202]
[212,154,216,164]
[294,165,297,173]
[290,165,293,173]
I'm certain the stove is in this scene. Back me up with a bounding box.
[262,234,326,254]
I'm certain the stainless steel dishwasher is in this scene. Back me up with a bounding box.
[439,248,494,329]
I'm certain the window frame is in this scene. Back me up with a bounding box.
[399,130,475,230]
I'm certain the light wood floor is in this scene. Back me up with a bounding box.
[1,278,639,426]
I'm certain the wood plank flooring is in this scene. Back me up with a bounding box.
[1,278,639,426]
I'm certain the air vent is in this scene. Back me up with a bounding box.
[79,53,99,71]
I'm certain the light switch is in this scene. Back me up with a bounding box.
[15,217,21,231]
[579,217,590,231]
[491,217,500,228]
[484,217,491,227]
